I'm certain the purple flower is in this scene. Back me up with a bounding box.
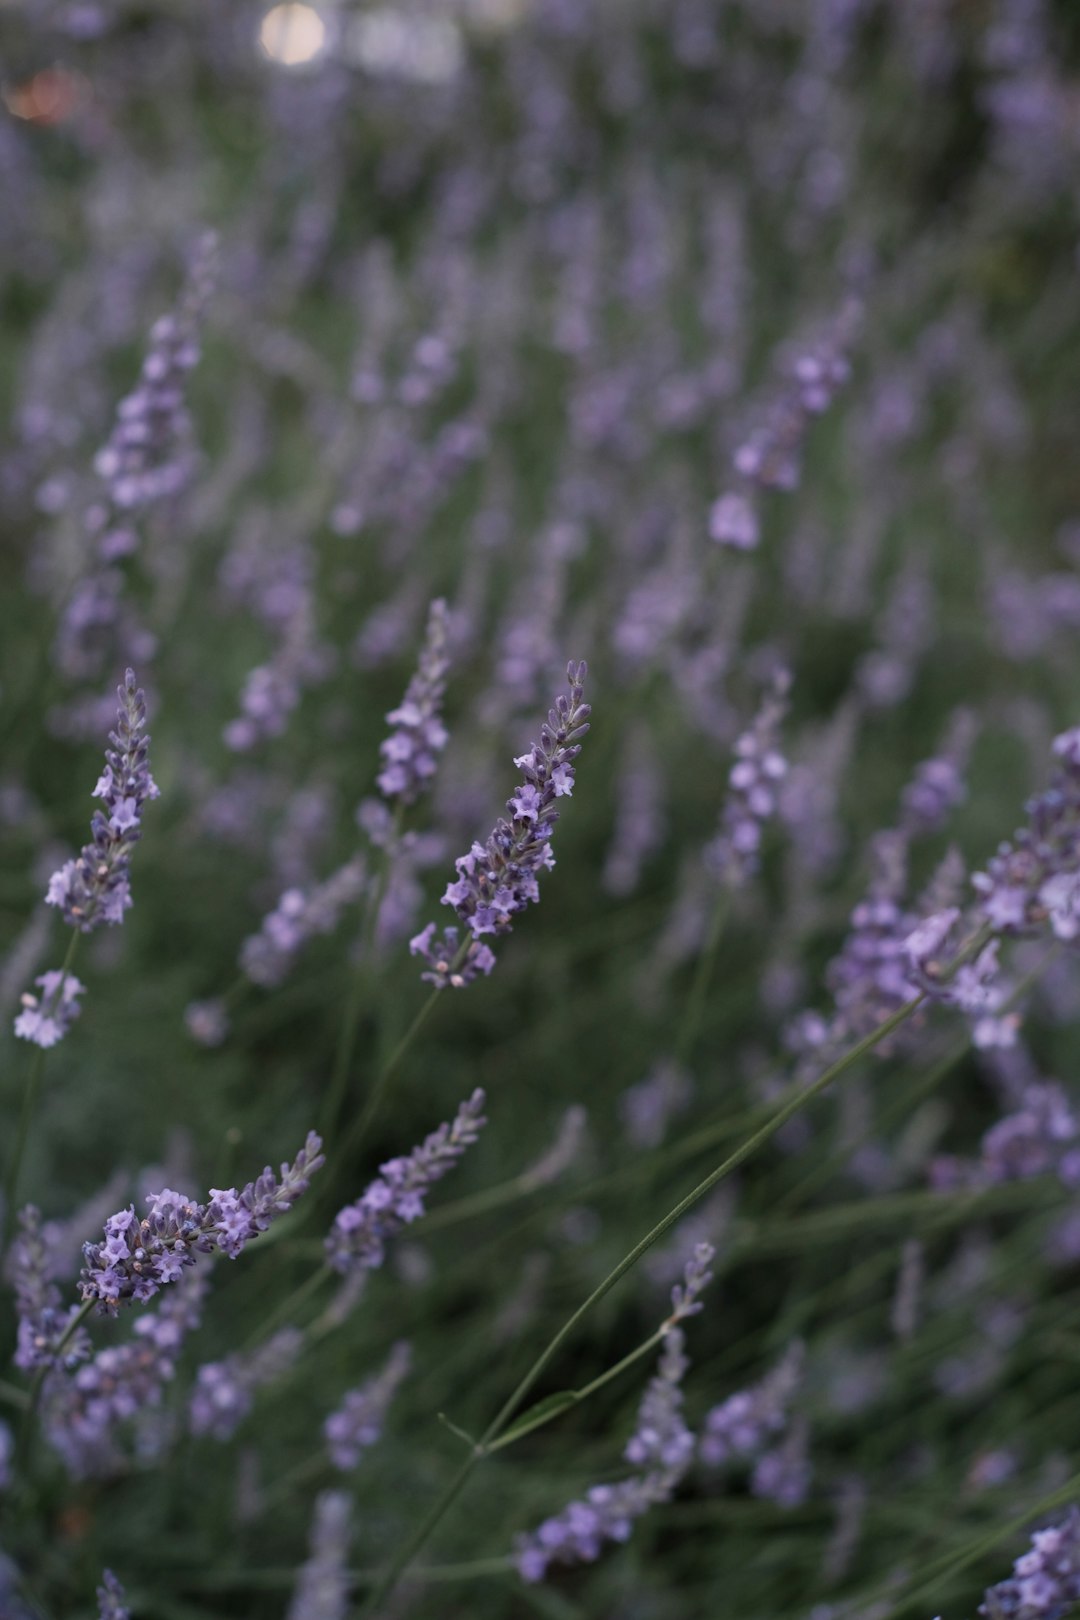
[325,1341,411,1469]
[91,233,217,517]
[40,669,159,935]
[705,672,790,887]
[376,598,451,804]
[13,970,86,1049]
[699,1341,804,1469]
[80,1133,324,1312]
[514,1246,714,1583]
[12,1206,91,1373]
[45,1271,207,1479]
[415,663,590,987]
[979,1507,1080,1620]
[240,858,367,989]
[96,1571,130,1620]
[287,1491,352,1620]
[326,1092,486,1275]
[972,726,1080,937]
[899,709,976,837]
[708,490,759,550]
[189,1328,303,1442]
[751,1417,812,1508]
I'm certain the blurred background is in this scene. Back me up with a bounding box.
[3,2,1080,1616]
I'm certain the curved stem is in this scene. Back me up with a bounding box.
[358,987,926,1616]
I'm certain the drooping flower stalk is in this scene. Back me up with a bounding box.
[80,1133,324,1313]
[410,662,590,987]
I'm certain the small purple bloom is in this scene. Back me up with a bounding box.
[326,1092,485,1276]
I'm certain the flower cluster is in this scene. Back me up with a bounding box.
[822,831,918,1049]
[43,669,159,935]
[972,726,1080,937]
[704,672,790,887]
[699,1341,804,1469]
[325,1341,411,1470]
[287,1491,353,1620]
[92,233,216,518]
[709,299,861,547]
[80,1133,324,1312]
[240,857,367,988]
[903,909,1019,1050]
[44,1272,207,1479]
[12,1205,91,1373]
[899,710,975,837]
[932,1081,1080,1193]
[189,1328,304,1442]
[980,1508,1080,1620]
[515,1246,714,1583]
[376,597,451,803]
[13,969,86,1051]
[326,1092,485,1275]
[751,1416,812,1507]
[411,662,590,987]
[96,1572,130,1620]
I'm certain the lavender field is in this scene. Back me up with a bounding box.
[3,2,1080,1616]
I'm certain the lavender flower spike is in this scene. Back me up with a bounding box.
[412,662,590,988]
[96,1571,130,1620]
[979,1506,1080,1620]
[699,1340,804,1469]
[377,598,451,804]
[325,1341,411,1469]
[45,669,159,934]
[13,970,86,1050]
[13,1205,90,1372]
[515,1245,714,1584]
[80,1132,324,1313]
[287,1491,353,1620]
[189,1328,304,1442]
[972,726,1080,937]
[705,671,790,888]
[326,1091,486,1275]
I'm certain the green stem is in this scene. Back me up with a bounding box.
[320,813,404,1143]
[888,1467,1080,1616]
[334,980,446,1168]
[485,1327,668,1453]
[2,933,80,1256]
[675,892,729,1066]
[358,987,926,1616]
[242,1262,331,1353]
